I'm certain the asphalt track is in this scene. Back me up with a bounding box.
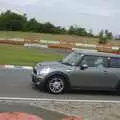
[1,68,120,101]
[38,47,71,56]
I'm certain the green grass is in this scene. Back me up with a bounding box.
[0,44,63,66]
[0,31,98,43]
[0,31,120,46]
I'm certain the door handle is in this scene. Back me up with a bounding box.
[104,70,108,75]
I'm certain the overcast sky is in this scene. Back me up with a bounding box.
[0,0,120,35]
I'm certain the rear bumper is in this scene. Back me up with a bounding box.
[31,73,45,88]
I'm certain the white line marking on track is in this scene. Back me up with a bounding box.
[0,97,120,103]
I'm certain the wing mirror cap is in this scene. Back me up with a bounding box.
[80,64,88,70]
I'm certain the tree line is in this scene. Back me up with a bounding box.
[0,10,113,44]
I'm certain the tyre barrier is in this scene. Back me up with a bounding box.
[96,44,113,52]
[112,51,120,54]
[0,38,120,54]
[0,40,24,45]
[48,44,72,50]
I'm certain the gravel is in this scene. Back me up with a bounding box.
[0,99,119,120]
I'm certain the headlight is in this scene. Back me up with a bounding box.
[39,67,50,76]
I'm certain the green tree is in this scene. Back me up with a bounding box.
[98,30,108,44]
[105,29,113,40]
[0,10,97,37]
[0,10,27,31]
[68,26,76,34]
[88,29,94,37]
[68,25,93,37]
[25,18,40,32]
[43,22,55,33]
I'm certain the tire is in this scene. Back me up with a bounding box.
[116,90,120,96]
[46,75,66,94]
[116,82,120,95]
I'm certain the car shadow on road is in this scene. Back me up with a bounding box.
[67,89,119,96]
[31,83,119,97]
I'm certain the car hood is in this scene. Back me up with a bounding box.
[35,61,72,71]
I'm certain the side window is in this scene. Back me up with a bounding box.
[109,57,120,68]
[80,55,106,67]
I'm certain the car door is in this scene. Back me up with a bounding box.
[104,57,120,89]
[70,55,109,89]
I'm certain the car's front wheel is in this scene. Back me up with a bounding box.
[46,75,66,94]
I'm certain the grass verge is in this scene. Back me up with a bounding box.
[0,31,98,44]
[0,31,119,46]
[0,44,63,66]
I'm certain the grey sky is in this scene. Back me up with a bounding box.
[0,0,120,34]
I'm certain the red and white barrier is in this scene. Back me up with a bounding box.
[0,65,33,70]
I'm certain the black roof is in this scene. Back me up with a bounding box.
[74,49,120,58]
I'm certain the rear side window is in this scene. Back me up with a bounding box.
[109,57,120,68]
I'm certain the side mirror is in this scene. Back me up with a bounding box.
[80,64,88,70]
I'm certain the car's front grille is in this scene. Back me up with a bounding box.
[33,68,37,75]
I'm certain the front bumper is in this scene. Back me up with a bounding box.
[31,73,45,87]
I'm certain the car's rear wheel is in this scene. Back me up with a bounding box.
[115,82,120,95]
[46,75,66,94]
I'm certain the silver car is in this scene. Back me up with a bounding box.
[31,50,120,94]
